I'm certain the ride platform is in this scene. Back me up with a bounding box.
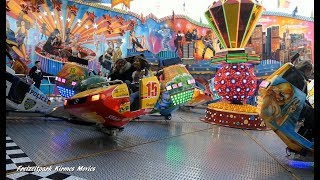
[203,102,270,130]
[6,109,314,179]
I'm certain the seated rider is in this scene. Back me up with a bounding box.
[108,58,135,83]
[295,60,314,81]
[294,60,314,141]
[128,56,152,106]
[281,59,314,142]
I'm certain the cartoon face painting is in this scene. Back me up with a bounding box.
[258,82,295,124]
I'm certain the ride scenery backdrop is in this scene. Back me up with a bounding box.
[6,0,314,75]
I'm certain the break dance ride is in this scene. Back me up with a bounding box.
[63,59,196,135]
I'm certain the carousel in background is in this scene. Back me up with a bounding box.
[202,0,269,130]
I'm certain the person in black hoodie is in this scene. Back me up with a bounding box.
[29,60,43,89]
[108,58,135,82]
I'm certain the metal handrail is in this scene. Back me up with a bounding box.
[15,74,57,96]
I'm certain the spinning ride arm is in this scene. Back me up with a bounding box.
[257,63,314,154]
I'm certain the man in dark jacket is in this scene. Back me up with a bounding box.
[29,60,43,89]
[108,58,135,82]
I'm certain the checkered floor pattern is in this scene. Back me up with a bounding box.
[6,135,86,180]
[6,171,86,180]
[6,135,36,173]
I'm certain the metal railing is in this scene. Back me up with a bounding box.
[15,74,58,96]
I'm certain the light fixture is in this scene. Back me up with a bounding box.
[91,94,100,101]
[172,84,178,89]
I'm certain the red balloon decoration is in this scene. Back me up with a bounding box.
[214,63,257,103]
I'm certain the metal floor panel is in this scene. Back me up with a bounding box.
[59,131,293,180]
[6,113,211,166]
[126,130,294,179]
[244,130,314,179]
[6,109,314,179]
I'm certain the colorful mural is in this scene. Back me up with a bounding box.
[6,0,314,75]
[248,13,314,64]
[162,17,216,60]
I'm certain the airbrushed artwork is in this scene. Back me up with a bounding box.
[5,1,314,179]
[6,0,313,75]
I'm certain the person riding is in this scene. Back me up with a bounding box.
[294,60,314,141]
[128,56,152,105]
[108,58,135,83]
[132,55,152,83]
[295,60,314,80]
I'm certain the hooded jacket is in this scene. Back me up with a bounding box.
[108,62,135,82]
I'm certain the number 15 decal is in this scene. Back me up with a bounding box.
[146,82,158,97]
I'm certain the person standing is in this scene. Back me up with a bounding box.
[174,30,183,53]
[201,30,215,59]
[29,60,43,89]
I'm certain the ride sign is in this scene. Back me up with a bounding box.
[140,77,160,109]
[146,82,158,97]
